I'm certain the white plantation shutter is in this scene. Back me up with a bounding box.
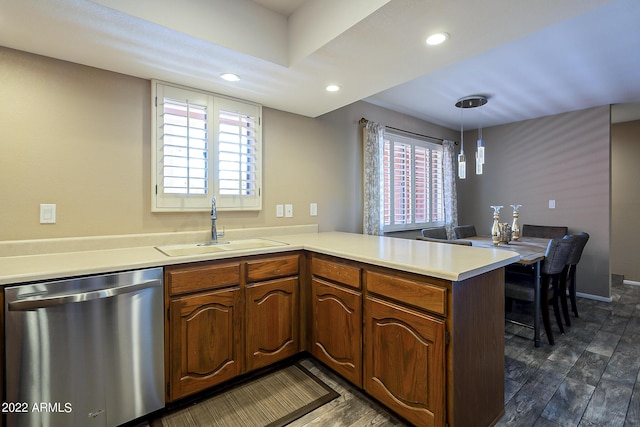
[392,142,412,225]
[414,145,427,223]
[152,81,262,211]
[161,98,209,195]
[383,132,444,231]
[214,98,261,210]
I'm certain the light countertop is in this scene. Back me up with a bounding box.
[0,230,520,286]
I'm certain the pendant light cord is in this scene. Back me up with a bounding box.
[460,106,464,153]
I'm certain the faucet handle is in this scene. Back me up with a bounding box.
[217,226,225,239]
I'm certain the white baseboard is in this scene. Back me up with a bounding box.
[576,292,612,303]
[574,280,640,302]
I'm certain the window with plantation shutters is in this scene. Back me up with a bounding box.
[383,132,444,231]
[152,81,262,211]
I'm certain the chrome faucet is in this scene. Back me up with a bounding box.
[197,196,225,247]
[208,196,226,244]
[211,196,218,243]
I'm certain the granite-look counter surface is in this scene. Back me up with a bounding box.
[0,229,519,286]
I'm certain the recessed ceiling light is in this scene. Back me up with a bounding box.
[220,73,240,82]
[326,84,340,92]
[426,32,449,46]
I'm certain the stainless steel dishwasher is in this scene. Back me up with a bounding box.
[4,267,165,427]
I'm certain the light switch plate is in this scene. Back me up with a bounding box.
[549,199,556,209]
[276,204,284,218]
[40,204,56,224]
[310,203,318,216]
[285,204,293,218]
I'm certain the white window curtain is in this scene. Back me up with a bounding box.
[363,121,385,235]
[442,140,459,238]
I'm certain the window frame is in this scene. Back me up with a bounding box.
[151,80,262,212]
[383,132,445,232]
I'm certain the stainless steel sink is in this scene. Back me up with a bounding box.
[155,238,289,257]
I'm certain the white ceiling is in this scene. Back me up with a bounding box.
[252,0,307,17]
[1,0,639,129]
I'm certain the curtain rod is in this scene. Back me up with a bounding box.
[359,117,456,145]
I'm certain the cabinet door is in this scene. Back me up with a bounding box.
[311,278,362,387]
[246,277,299,371]
[364,296,446,427]
[168,287,243,401]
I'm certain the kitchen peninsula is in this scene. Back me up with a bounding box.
[0,229,518,427]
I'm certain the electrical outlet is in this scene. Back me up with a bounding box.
[285,204,293,218]
[310,203,318,216]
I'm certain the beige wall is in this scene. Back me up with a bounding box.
[0,47,455,241]
[0,47,353,239]
[457,106,611,298]
[611,120,640,282]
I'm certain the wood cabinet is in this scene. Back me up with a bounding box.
[364,265,505,427]
[165,253,301,401]
[310,255,362,387]
[364,296,445,427]
[162,249,504,426]
[168,286,243,401]
[245,255,300,371]
[165,261,243,401]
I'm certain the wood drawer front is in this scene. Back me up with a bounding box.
[246,255,299,282]
[366,271,446,316]
[167,262,241,295]
[311,257,361,289]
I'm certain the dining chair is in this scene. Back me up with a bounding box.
[505,238,574,345]
[417,237,472,246]
[521,224,568,239]
[453,225,477,239]
[421,226,448,240]
[560,232,590,325]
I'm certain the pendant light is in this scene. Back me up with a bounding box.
[476,102,485,174]
[476,115,484,175]
[455,95,488,178]
[458,106,466,179]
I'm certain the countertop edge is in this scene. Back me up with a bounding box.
[0,231,520,286]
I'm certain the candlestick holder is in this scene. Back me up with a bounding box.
[490,205,503,245]
[510,204,522,241]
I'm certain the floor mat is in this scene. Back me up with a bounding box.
[160,363,339,427]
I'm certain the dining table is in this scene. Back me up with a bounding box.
[464,235,552,347]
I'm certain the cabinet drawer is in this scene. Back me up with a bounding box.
[366,271,447,316]
[311,257,361,289]
[166,261,240,295]
[246,255,299,282]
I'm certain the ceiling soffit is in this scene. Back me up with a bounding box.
[92,0,390,67]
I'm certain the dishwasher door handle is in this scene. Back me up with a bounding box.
[8,279,162,311]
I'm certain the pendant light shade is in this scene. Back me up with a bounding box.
[458,152,467,179]
[455,95,488,178]
[458,103,466,179]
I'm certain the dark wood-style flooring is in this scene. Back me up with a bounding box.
[145,277,640,426]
